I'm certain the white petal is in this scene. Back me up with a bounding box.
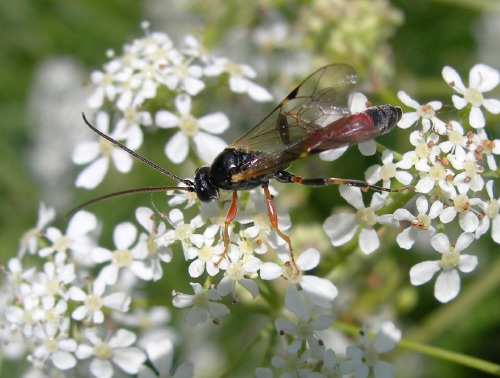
[458,254,478,273]
[72,141,100,164]
[67,210,97,238]
[300,275,338,308]
[435,270,460,303]
[339,186,364,209]
[451,94,467,110]
[102,292,131,312]
[183,77,205,96]
[229,76,249,93]
[469,106,485,128]
[155,110,179,128]
[111,149,133,173]
[439,207,456,224]
[175,93,192,115]
[319,146,348,161]
[165,132,189,164]
[112,347,147,374]
[198,112,230,134]
[458,212,479,233]
[260,262,283,280]
[396,227,417,250]
[90,358,113,378]
[469,64,499,92]
[442,66,465,92]
[409,261,441,285]
[374,360,395,378]
[397,112,419,129]
[358,140,376,156]
[146,338,173,374]
[483,98,500,114]
[51,351,77,370]
[359,227,379,254]
[135,207,154,232]
[75,157,109,189]
[393,208,414,221]
[430,233,450,253]
[397,91,420,109]
[193,132,228,164]
[108,329,136,348]
[323,214,357,246]
[247,82,273,102]
[284,285,305,320]
[296,248,320,271]
[239,278,259,298]
[113,222,137,249]
[374,321,401,353]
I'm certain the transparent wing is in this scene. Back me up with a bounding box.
[230,64,357,154]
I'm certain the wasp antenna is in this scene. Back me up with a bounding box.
[81,113,194,187]
[67,185,194,218]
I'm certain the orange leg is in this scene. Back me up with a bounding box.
[263,186,298,273]
[216,190,238,265]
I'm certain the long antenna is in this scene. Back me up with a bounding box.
[81,113,194,187]
[67,185,194,217]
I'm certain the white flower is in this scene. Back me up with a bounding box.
[32,323,77,370]
[274,286,332,356]
[452,158,484,195]
[475,180,500,242]
[69,279,131,324]
[156,208,204,259]
[38,210,97,260]
[216,247,262,300]
[397,91,446,133]
[76,327,147,378]
[323,186,397,254]
[414,159,456,196]
[172,282,230,325]
[18,202,56,257]
[161,52,205,96]
[393,196,443,250]
[365,150,413,189]
[260,248,338,309]
[204,58,273,102]
[31,261,75,299]
[409,233,478,303]
[442,64,500,128]
[155,93,229,164]
[340,322,401,378]
[91,221,150,285]
[439,121,468,169]
[439,194,483,232]
[475,128,500,170]
[72,111,135,189]
[400,130,440,172]
[87,59,122,108]
[187,236,225,278]
[133,207,173,281]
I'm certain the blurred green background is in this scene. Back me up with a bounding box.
[1,0,499,377]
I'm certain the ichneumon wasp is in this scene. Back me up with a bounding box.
[72,63,411,271]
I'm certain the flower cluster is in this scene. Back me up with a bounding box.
[323,63,499,303]
[2,21,499,377]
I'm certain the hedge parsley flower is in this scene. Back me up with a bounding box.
[393,196,443,250]
[133,207,172,281]
[69,279,131,324]
[442,64,500,128]
[475,180,500,242]
[172,282,230,325]
[397,90,446,133]
[323,186,397,254]
[18,202,56,257]
[409,232,478,303]
[260,248,338,309]
[72,112,135,189]
[340,322,401,378]
[155,93,229,164]
[76,327,147,378]
[275,285,332,356]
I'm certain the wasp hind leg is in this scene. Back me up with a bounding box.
[275,170,413,192]
[215,190,238,266]
[262,185,300,276]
